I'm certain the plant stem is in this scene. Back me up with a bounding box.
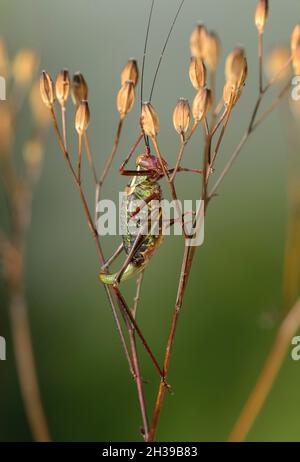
[258,31,263,94]
[129,270,149,440]
[2,176,51,441]
[228,297,300,442]
[98,119,124,188]
[84,132,98,185]
[149,243,194,441]
[9,283,51,441]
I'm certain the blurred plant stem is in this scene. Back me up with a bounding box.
[1,156,51,442]
[9,292,50,442]
[229,296,300,442]
[281,104,300,313]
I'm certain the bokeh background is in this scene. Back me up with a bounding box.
[1,0,300,442]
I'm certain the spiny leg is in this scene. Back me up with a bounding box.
[168,167,204,175]
[113,228,146,286]
[119,131,145,175]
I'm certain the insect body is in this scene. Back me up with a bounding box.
[99,153,165,284]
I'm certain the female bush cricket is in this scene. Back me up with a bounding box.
[99,0,203,286]
[41,0,214,439]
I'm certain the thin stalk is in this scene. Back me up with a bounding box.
[170,133,186,182]
[7,196,51,442]
[77,133,83,182]
[129,270,149,440]
[210,70,217,130]
[251,82,291,131]
[9,284,51,442]
[61,105,68,150]
[149,243,194,441]
[258,31,263,94]
[99,118,124,188]
[84,132,98,185]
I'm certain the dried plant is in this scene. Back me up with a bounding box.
[0,41,50,441]
[41,0,298,442]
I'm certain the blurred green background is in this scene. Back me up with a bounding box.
[1,0,300,442]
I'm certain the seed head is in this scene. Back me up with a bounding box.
[266,47,291,81]
[140,102,160,138]
[117,80,135,119]
[189,57,206,90]
[40,71,55,108]
[71,72,88,106]
[203,31,220,72]
[173,98,191,135]
[13,49,38,86]
[121,59,139,87]
[223,81,242,107]
[75,100,90,135]
[192,88,212,122]
[225,48,248,89]
[190,24,207,58]
[255,0,268,33]
[291,24,300,55]
[55,69,70,106]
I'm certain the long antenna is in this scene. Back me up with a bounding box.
[141,0,155,107]
[149,0,186,102]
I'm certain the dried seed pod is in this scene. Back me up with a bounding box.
[0,39,9,79]
[291,24,300,54]
[192,88,212,122]
[266,47,291,81]
[292,47,300,75]
[173,98,191,135]
[203,31,220,72]
[140,102,160,138]
[71,72,88,106]
[121,59,139,87]
[40,71,55,108]
[189,57,206,90]
[225,48,248,89]
[223,81,241,107]
[13,49,38,86]
[75,100,90,134]
[190,24,207,58]
[116,80,135,119]
[55,69,70,106]
[255,0,268,33]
